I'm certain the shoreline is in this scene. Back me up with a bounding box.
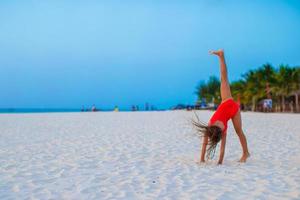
[0,109,299,114]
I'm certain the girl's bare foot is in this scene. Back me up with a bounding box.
[209,49,224,57]
[239,152,250,163]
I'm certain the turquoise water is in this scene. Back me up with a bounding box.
[0,108,81,113]
[0,108,146,113]
[0,107,165,113]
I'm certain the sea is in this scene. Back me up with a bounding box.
[0,108,81,113]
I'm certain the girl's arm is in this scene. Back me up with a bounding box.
[218,134,227,164]
[200,135,208,162]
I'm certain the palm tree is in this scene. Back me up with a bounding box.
[206,76,221,103]
[257,63,276,98]
[273,65,295,111]
[291,67,300,112]
[231,80,246,103]
[196,76,220,105]
[242,70,262,111]
[196,81,208,103]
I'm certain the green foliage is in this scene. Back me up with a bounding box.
[195,76,220,103]
[195,64,300,108]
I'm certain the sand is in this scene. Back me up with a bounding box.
[0,111,300,200]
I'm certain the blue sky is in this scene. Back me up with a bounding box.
[0,0,299,109]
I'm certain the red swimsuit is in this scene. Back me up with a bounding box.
[209,98,240,134]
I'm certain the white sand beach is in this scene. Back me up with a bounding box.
[0,111,300,200]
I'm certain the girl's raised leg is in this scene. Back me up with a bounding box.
[209,50,232,102]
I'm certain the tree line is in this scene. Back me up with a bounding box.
[196,64,300,112]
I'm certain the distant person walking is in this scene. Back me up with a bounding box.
[92,104,97,112]
[194,49,250,165]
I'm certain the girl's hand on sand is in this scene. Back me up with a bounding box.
[196,160,205,165]
[197,160,204,164]
[209,49,224,57]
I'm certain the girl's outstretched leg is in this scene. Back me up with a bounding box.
[232,111,250,162]
[209,49,232,102]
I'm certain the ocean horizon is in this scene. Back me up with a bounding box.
[0,108,81,114]
[0,108,168,113]
[0,108,117,114]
